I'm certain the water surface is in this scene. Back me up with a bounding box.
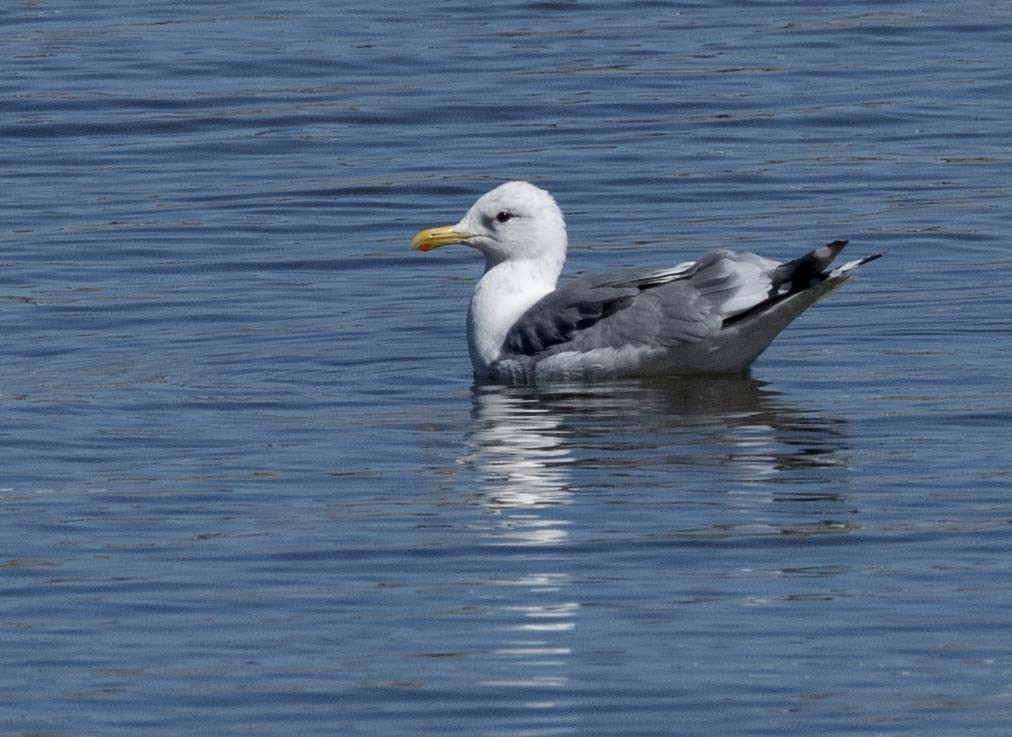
[3,1,1012,735]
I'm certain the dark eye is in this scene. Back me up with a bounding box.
[495,211,513,224]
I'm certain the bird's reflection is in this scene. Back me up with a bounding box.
[450,376,852,733]
[459,385,576,546]
[462,375,852,542]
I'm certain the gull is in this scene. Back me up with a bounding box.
[412,181,879,382]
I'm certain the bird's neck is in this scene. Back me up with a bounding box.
[467,257,562,375]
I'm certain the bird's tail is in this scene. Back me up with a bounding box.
[724,241,881,330]
[827,251,883,280]
[768,239,882,297]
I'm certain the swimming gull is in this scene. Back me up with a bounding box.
[412,181,879,382]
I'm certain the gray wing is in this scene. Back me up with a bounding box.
[501,242,856,359]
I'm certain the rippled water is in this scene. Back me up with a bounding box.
[4,2,1012,735]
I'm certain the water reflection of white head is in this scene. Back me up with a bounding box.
[459,385,579,700]
[463,385,574,546]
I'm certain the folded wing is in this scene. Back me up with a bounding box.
[500,240,877,364]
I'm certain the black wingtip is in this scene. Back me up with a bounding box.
[816,240,849,263]
[770,240,849,294]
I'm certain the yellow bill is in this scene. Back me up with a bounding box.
[411,225,471,252]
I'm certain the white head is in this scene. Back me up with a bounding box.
[412,181,568,274]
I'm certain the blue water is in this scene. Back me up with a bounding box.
[4,2,1012,735]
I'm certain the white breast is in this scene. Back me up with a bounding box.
[467,259,558,376]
